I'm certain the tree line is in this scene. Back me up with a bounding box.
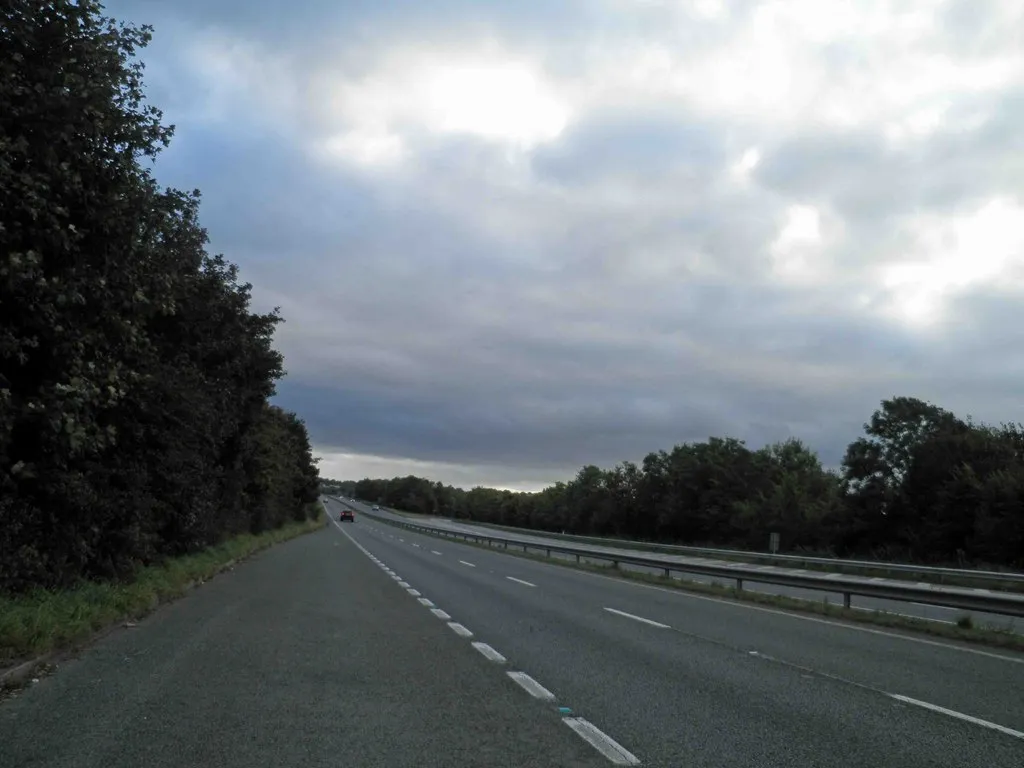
[331,397,1024,568]
[0,1,320,593]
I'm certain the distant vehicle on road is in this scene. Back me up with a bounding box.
[339,509,354,522]
[372,505,380,511]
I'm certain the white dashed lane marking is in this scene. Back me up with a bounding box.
[506,576,537,588]
[332,511,645,767]
[507,671,556,701]
[604,607,670,629]
[563,718,641,766]
[471,642,507,663]
[890,694,1024,740]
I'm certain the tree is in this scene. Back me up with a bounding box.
[340,396,1024,567]
[840,397,966,555]
[1,1,319,592]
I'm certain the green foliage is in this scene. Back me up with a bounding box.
[0,1,319,593]
[347,398,1024,568]
[0,514,324,665]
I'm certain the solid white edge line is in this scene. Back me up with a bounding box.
[459,560,476,567]
[563,717,640,765]
[448,622,473,638]
[406,588,421,597]
[506,576,537,587]
[507,671,556,701]
[471,642,507,663]
[851,605,955,625]
[604,607,670,629]
[890,694,1024,740]
[910,603,956,611]
[418,597,434,607]
[430,608,451,620]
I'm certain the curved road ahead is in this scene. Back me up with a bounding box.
[332,498,1024,766]
[352,500,1022,632]
[3,499,1022,767]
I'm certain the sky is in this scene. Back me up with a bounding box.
[104,0,1024,491]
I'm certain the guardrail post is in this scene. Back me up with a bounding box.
[576,554,580,563]
[664,567,671,578]
[843,593,851,609]
[546,548,551,557]
[736,578,743,591]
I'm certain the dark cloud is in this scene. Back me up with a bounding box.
[757,87,1024,224]
[533,110,727,185]
[106,0,607,67]
[94,0,1024,486]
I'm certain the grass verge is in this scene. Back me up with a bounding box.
[1,507,325,676]
[369,514,1024,655]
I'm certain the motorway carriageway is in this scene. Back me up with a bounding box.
[3,498,1021,767]
[361,502,1022,633]
[331,498,1024,767]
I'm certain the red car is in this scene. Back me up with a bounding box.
[339,508,355,522]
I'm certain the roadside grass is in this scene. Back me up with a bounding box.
[371,516,1024,655]
[414,518,1024,594]
[0,506,325,674]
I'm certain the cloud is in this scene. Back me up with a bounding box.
[102,0,1024,489]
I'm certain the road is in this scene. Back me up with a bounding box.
[351,500,1022,632]
[4,499,1022,767]
[0,508,610,768]
[328,498,1024,767]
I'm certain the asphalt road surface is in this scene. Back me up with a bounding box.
[352,500,1021,632]
[0,510,610,768]
[328,498,1024,767]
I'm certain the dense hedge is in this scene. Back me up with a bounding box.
[333,397,1024,568]
[1,1,319,593]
